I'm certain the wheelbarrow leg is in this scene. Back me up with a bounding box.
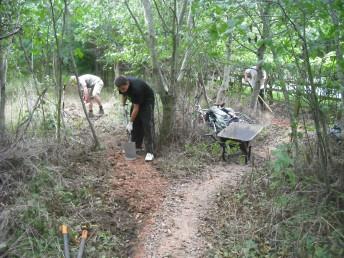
[239,141,250,164]
[220,141,226,161]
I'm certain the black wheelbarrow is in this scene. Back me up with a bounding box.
[216,122,263,164]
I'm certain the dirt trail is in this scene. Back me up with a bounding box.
[131,116,290,258]
[63,96,290,257]
[134,165,249,258]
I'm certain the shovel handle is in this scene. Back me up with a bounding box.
[123,107,129,124]
[76,229,88,258]
[61,225,70,258]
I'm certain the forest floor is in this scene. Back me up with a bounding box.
[58,92,290,258]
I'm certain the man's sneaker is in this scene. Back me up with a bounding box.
[99,107,104,115]
[145,153,154,161]
[88,111,94,118]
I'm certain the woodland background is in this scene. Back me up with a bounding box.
[0,0,343,257]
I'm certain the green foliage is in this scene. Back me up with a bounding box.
[2,0,344,255]
[270,145,296,188]
[185,141,222,160]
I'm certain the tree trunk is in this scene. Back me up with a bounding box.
[202,73,211,107]
[141,0,176,146]
[140,0,169,92]
[177,0,193,82]
[114,62,121,78]
[0,44,7,133]
[216,31,233,105]
[249,3,271,110]
[159,93,176,144]
[49,0,64,143]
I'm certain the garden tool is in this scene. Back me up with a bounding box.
[60,224,70,258]
[123,108,136,160]
[76,224,89,258]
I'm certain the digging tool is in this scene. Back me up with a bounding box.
[76,224,89,258]
[60,224,70,258]
[258,95,273,113]
[123,107,136,160]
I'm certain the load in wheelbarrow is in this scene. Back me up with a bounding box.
[200,105,263,164]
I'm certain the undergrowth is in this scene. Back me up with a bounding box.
[0,140,135,258]
[158,138,224,179]
[204,142,344,258]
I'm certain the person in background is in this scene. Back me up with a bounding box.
[114,75,155,161]
[70,74,104,117]
[244,66,267,107]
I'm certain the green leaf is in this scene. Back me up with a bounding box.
[74,48,84,59]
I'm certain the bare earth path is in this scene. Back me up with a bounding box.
[133,164,249,258]
[63,95,289,258]
[131,117,289,258]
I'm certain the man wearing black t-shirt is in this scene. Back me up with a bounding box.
[114,76,155,161]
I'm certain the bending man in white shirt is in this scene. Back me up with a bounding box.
[70,74,104,117]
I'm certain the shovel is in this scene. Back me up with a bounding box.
[123,108,136,160]
[123,132,136,160]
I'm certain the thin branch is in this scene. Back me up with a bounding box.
[13,88,48,145]
[240,3,263,37]
[152,0,170,34]
[124,0,146,41]
[232,34,257,54]
[0,27,21,41]
[177,0,194,82]
[177,0,188,28]
[70,52,100,149]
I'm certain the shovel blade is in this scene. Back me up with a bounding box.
[123,141,136,160]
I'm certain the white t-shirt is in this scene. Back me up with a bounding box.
[78,74,103,89]
[244,66,267,90]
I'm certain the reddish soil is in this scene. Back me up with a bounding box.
[108,152,168,215]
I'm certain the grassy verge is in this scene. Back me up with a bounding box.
[203,143,344,258]
[157,137,226,179]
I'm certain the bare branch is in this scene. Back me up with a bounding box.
[152,0,170,34]
[232,34,257,54]
[13,88,48,145]
[124,0,146,41]
[70,52,100,149]
[0,27,21,41]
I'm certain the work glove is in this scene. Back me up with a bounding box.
[126,121,133,132]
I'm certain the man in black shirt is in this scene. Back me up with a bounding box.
[114,76,155,161]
